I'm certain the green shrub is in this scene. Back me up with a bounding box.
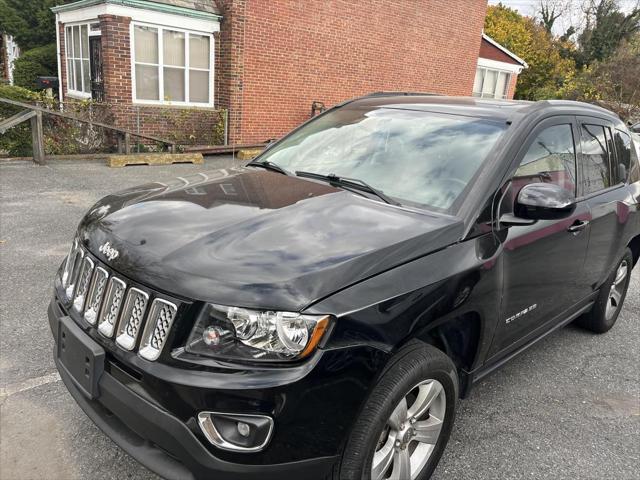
[0,83,42,156]
[13,43,57,90]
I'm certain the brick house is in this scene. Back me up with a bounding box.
[51,0,526,146]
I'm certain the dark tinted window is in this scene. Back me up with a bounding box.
[499,124,576,218]
[580,124,611,195]
[514,124,576,193]
[613,129,634,183]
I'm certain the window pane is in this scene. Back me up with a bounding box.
[81,25,89,59]
[73,26,80,57]
[514,124,576,194]
[67,59,74,90]
[189,70,209,103]
[581,124,611,194]
[74,59,82,92]
[135,26,158,64]
[66,27,72,57]
[163,67,185,101]
[189,34,210,69]
[135,64,159,100]
[82,59,91,93]
[472,68,484,96]
[495,72,508,99]
[482,70,497,97]
[613,130,632,183]
[163,30,185,67]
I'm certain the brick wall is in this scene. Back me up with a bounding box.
[506,72,518,100]
[225,0,488,144]
[58,23,67,94]
[99,14,132,109]
[479,37,520,65]
[214,0,246,144]
[57,0,490,146]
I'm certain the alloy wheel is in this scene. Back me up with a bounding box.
[605,259,629,321]
[371,379,446,480]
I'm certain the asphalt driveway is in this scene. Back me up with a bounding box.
[0,158,638,479]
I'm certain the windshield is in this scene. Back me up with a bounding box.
[258,107,507,211]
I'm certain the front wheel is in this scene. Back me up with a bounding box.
[334,343,458,480]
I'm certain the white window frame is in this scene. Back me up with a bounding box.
[131,21,214,108]
[473,67,512,100]
[64,22,92,99]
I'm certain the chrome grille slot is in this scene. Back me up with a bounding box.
[61,239,78,288]
[84,267,109,325]
[98,277,126,338]
[64,247,85,300]
[139,299,178,361]
[72,257,95,312]
[115,288,149,351]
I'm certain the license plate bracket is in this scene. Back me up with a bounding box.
[57,316,105,399]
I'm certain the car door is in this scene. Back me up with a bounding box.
[488,117,592,358]
[577,117,636,289]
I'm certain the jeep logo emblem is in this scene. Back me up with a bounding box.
[99,241,120,261]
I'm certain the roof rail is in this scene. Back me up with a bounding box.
[365,91,439,97]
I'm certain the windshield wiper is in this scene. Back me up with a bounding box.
[247,160,291,176]
[295,171,400,206]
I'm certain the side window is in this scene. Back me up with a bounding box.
[513,124,577,194]
[580,124,612,194]
[613,129,635,183]
[500,124,576,217]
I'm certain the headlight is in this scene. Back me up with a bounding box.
[185,304,331,362]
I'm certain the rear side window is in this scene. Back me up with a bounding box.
[613,129,636,183]
[580,124,612,195]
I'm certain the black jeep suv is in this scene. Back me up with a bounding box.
[49,95,640,480]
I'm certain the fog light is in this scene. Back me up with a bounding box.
[198,412,274,452]
[237,421,250,437]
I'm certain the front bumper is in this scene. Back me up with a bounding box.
[49,297,387,480]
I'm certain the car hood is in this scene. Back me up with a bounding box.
[79,168,464,311]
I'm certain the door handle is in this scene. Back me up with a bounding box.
[567,220,589,233]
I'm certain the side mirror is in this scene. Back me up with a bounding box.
[514,182,576,220]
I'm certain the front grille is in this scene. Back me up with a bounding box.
[61,242,181,361]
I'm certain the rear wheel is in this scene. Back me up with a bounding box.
[334,343,457,480]
[577,249,633,333]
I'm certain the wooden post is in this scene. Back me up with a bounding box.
[124,132,131,154]
[31,111,45,165]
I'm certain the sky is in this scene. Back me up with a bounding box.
[488,0,639,35]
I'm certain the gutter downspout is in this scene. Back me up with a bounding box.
[55,13,64,103]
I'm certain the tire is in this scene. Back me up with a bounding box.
[576,248,633,334]
[333,342,458,480]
